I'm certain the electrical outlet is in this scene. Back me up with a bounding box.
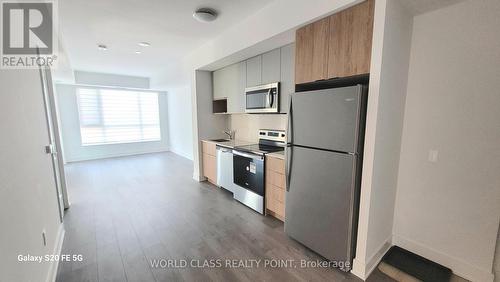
[42,230,47,246]
[428,150,439,163]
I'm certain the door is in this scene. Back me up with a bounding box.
[285,146,357,266]
[39,66,66,221]
[288,85,364,153]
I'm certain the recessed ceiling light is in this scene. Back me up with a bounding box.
[97,44,107,51]
[193,8,218,23]
[138,42,150,47]
[135,50,141,54]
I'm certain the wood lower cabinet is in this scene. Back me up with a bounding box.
[295,0,374,84]
[201,141,217,184]
[266,155,286,221]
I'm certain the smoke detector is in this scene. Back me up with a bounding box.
[193,8,218,23]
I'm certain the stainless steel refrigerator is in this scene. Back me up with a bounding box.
[284,84,367,271]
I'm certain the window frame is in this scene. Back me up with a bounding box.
[75,85,162,146]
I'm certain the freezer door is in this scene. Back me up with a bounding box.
[289,85,364,153]
[285,146,357,267]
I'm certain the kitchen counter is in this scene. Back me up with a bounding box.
[267,151,285,160]
[202,139,254,149]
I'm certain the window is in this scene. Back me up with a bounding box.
[77,88,161,145]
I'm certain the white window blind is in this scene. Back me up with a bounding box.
[77,88,161,145]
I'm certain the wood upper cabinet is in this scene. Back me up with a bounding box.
[328,0,374,78]
[295,0,374,84]
[295,17,330,84]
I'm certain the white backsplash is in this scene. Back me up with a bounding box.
[229,114,287,142]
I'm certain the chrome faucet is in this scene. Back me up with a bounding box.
[224,130,235,140]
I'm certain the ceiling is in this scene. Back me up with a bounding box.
[399,0,465,15]
[59,0,273,78]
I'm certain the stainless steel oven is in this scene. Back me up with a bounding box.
[232,150,265,214]
[245,82,279,113]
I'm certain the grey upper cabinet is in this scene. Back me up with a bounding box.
[212,61,247,114]
[227,61,246,113]
[280,43,295,113]
[213,44,293,114]
[262,48,281,84]
[213,68,227,100]
[246,55,262,87]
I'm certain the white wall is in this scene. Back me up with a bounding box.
[229,114,287,142]
[352,0,414,278]
[74,70,149,89]
[167,85,194,160]
[55,84,169,162]
[0,69,64,282]
[191,70,229,180]
[393,1,500,281]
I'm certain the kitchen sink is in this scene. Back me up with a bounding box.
[211,139,230,142]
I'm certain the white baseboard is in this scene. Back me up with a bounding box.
[46,224,65,282]
[66,148,169,163]
[393,234,494,282]
[352,235,392,280]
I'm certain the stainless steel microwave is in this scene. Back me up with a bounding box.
[245,82,279,113]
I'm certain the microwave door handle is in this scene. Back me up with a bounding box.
[269,89,274,108]
[266,89,272,107]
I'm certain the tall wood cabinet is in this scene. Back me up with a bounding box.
[295,0,374,84]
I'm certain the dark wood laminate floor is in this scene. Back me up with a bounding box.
[56,152,394,282]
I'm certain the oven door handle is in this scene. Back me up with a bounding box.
[233,150,263,160]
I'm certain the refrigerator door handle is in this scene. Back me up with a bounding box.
[285,145,293,191]
[287,95,293,144]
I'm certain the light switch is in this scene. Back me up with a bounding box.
[428,150,439,162]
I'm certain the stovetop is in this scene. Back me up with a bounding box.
[233,143,284,155]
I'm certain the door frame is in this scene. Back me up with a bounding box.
[39,64,70,222]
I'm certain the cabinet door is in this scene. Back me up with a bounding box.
[328,0,374,78]
[213,68,226,100]
[295,17,330,84]
[227,61,246,113]
[246,55,262,87]
[203,153,216,182]
[280,43,294,113]
[261,48,281,84]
